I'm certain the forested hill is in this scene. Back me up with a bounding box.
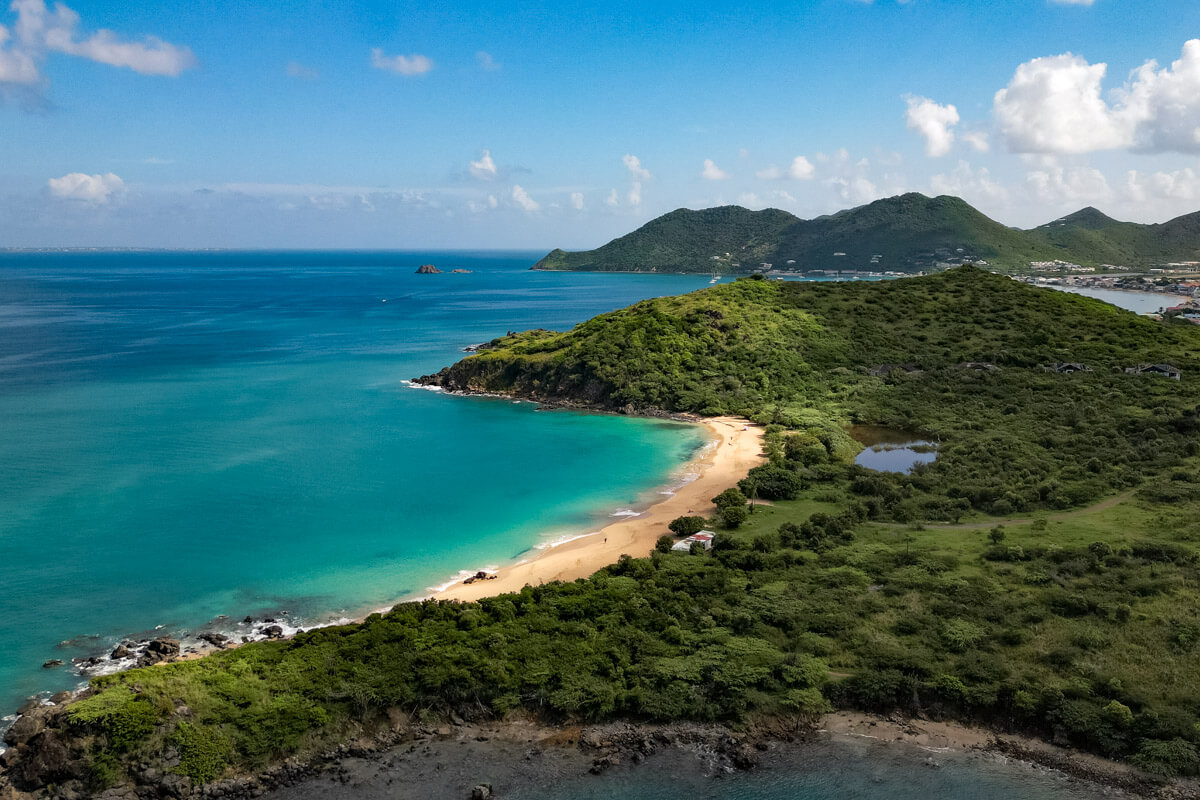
[531,193,1200,273]
[8,268,1200,796]
[418,267,1198,417]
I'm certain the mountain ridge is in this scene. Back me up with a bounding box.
[533,193,1200,273]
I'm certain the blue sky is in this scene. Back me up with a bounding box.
[3,0,1200,248]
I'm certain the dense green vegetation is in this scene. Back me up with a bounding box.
[1029,206,1200,266]
[532,192,1200,273]
[8,267,1200,794]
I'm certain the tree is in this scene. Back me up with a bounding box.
[720,505,749,529]
[988,526,1006,545]
[712,488,747,509]
[668,516,707,537]
[655,535,674,553]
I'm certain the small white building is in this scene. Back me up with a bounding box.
[671,531,715,552]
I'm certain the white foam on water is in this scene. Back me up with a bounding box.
[424,565,502,596]
[610,509,641,517]
[399,379,444,392]
[535,530,601,551]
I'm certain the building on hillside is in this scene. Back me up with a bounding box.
[1125,364,1182,380]
[671,532,715,552]
[1048,362,1093,374]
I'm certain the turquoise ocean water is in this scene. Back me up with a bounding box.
[0,251,719,712]
[1,255,1157,796]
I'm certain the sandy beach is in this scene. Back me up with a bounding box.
[433,415,765,603]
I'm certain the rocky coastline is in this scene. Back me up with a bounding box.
[5,707,1191,800]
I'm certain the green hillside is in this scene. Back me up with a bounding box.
[8,270,1200,796]
[533,205,798,273]
[534,193,1200,273]
[421,267,1195,417]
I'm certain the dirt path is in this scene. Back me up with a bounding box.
[915,489,1138,531]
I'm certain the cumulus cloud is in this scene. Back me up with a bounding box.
[628,181,642,206]
[14,0,193,76]
[755,165,782,180]
[995,40,1200,154]
[827,176,880,205]
[511,184,539,211]
[1126,168,1200,202]
[930,160,1008,202]
[904,95,960,157]
[1025,164,1112,205]
[0,24,37,84]
[701,159,729,180]
[370,48,432,76]
[48,171,124,202]
[469,150,498,180]
[961,130,990,152]
[622,154,651,180]
[570,192,584,210]
[994,54,1127,153]
[788,155,816,179]
[605,188,619,207]
[0,0,193,97]
[475,50,499,71]
[286,60,318,80]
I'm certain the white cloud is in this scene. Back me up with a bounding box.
[1,0,193,93]
[488,193,498,209]
[628,181,642,206]
[48,171,124,202]
[788,155,816,179]
[995,40,1200,154]
[0,24,37,84]
[827,176,880,204]
[904,95,960,157]
[1126,168,1200,202]
[994,54,1127,153]
[511,184,539,211]
[755,165,783,180]
[370,48,433,76]
[701,159,729,180]
[469,150,498,180]
[286,60,318,80]
[1025,164,1112,205]
[605,188,619,207]
[15,0,194,76]
[961,130,990,152]
[738,192,761,208]
[930,160,1008,202]
[622,154,651,180]
[476,50,499,71]
[570,192,584,210]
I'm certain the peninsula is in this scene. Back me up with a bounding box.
[5,268,1200,798]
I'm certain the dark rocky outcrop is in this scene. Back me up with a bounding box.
[415,264,442,274]
[137,637,180,666]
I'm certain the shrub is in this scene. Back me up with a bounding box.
[720,505,749,529]
[668,515,707,536]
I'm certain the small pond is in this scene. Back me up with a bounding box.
[847,425,938,473]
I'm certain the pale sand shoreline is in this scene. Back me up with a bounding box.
[432,415,765,603]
